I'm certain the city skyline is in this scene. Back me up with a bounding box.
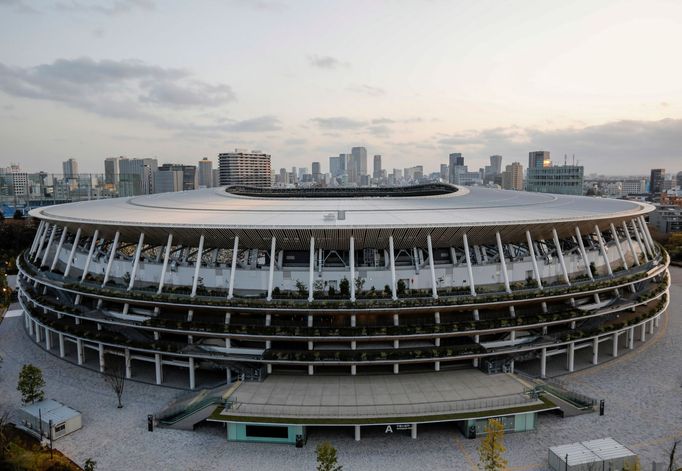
[1,0,682,174]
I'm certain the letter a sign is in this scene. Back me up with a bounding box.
[385,425,393,434]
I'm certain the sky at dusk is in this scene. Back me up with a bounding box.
[1,0,681,175]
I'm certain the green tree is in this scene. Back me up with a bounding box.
[17,364,46,404]
[397,279,406,295]
[478,418,507,471]
[84,458,97,471]
[339,278,350,296]
[316,441,342,471]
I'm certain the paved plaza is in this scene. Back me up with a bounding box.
[0,268,680,470]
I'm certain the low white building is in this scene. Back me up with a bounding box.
[18,399,82,440]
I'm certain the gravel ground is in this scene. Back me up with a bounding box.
[0,267,680,471]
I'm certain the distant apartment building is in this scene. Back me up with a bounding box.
[347,147,367,184]
[620,179,647,195]
[526,164,584,196]
[311,162,322,183]
[649,204,682,233]
[501,162,523,190]
[440,164,449,181]
[198,158,213,188]
[448,153,464,184]
[650,168,666,194]
[528,151,551,170]
[159,164,197,191]
[118,157,158,196]
[62,158,79,178]
[373,155,382,179]
[104,157,120,188]
[154,169,184,194]
[218,149,271,187]
[484,155,503,183]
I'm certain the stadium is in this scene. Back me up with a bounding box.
[16,183,670,443]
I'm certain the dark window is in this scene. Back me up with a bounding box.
[245,425,289,439]
[55,423,66,433]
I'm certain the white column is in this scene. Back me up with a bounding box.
[101,231,121,287]
[50,227,68,271]
[189,357,196,390]
[427,234,438,299]
[76,338,84,365]
[552,228,571,285]
[567,342,575,372]
[355,425,361,441]
[80,230,100,282]
[349,236,356,302]
[124,348,132,379]
[632,219,649,262]
[45,327,51,350]
[59,333,65,358]
[649,319,654,335]
[190,234,205,297]
[495,231,511,293]
[266,237,276,301]
[29,220,46,256]
[628,327,635,349]
[308,237,315,302]
[98,343,105,373]
[594,225,613,277]
[640,323,646,342]
[592,337,599,365]
[612,332,619,357]
[610,223,628,270]
[540,348,547,379]
[389,235,397,300]
[155,353,163,384]
[63,228,81,278]
[227,236,239,299]
[157,233,174,294]
[411,423,417,439]
[34,223,51,262]
[127,232,145,291]
[526,230,543,289]
[639,216,656,255]
[462,233,476,296]
[40,224,58,266]
[575,226,594,280]
[622,220,640,266]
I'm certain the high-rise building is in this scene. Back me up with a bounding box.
[528,151,551,170]
[489,155,502,175]
[212,169,221,187]
[501,162,523,191]
[373,155,382,179]
[650,168,666,194]
[218,149,271,187]
[154,169,184,194]
[62,158,78,178]
[104,157,120,188]
[440,164,449,181]
[525,164,584,195]
[198,158,213,188]
[448,153,464,184]
[311,162,321,183]
[329,156,342,177]
[159,164,197,191]
[349,147,367,184]
[118,158,158,196]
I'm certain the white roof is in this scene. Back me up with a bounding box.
[550,437,636,465]
[21,399,81,424]
[30,186,651,230]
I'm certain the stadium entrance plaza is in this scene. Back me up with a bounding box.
[1,267,680,470]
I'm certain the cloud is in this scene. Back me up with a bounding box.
[347,84,385,97]
[0,0,37,13]
[307,54,346,69]
[225,115,280,132]
[0,57,235,117]
[435,119,682,174]
[228,0,286,11]
[311,116,366,130]
[54,0,154,15]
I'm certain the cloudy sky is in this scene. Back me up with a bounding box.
[1,0,681,175]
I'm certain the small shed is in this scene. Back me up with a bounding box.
[18,399,82,440]
[549,437,637,471]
